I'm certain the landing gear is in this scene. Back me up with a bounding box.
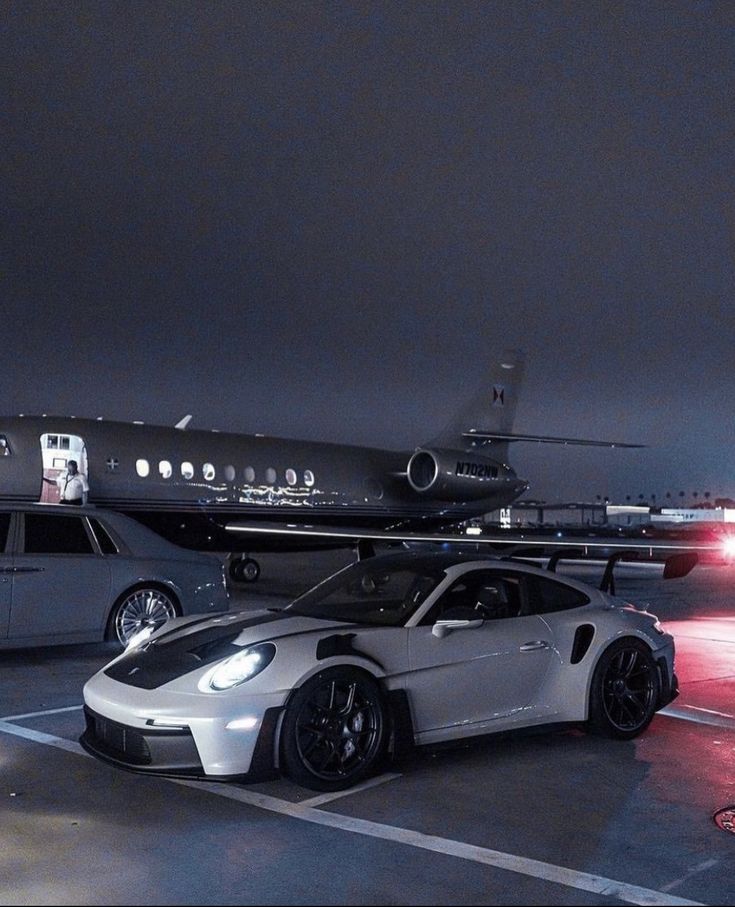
[228,555,261,584]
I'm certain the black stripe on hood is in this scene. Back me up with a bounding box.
[105,612,290,690]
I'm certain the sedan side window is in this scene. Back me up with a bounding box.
[526,576,590,615]
[89,518,120,555]
[23,514,95,555]
[0,513,10,551]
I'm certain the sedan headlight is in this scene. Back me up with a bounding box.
[205,643,276,691]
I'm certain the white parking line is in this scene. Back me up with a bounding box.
[0,704,84,722]
[0,719,704,907]
[175,779,703,907]
[659,706,735,731]
[299,772,402,807]
[660,859,719,894]
[0,720,90,757]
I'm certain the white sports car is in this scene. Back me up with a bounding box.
[81,552,678,791]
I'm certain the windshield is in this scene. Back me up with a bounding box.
[286,560,446,626]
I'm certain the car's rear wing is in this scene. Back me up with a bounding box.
[510,548,698,595]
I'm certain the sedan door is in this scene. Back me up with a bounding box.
[9,512,111,641]
[0,513,13,637]
[407,569,555,734]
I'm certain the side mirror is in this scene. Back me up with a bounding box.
[432,619,484,639]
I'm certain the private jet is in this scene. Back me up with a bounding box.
[1,351,666,581]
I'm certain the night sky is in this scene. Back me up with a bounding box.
[4,2,734,504]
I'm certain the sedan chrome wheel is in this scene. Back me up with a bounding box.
[282,668,386,791]
[588,639,660,739]
[113,588,178,646]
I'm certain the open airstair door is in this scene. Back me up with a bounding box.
[39,432,88,504]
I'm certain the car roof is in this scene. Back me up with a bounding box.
[356,550,599,590]
[0,502,109,515]
[357,550,521,573]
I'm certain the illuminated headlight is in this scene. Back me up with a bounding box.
[723,537,735,559]
[126,626,155,649]
[204,643,276,692]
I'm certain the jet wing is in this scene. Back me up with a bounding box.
[224,520,721,556]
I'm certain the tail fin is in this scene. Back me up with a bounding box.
[429,349,525,450]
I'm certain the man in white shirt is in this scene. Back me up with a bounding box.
[44,460,89,505]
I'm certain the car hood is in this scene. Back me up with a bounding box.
[104,609,360,690]
[157,608,355,645]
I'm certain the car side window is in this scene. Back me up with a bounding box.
[0,513,10,551]
[89,518,119,555]
[424,571,523,624]
[23,514,95,555]
[526,575,590,615]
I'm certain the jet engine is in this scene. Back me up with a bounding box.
[406,448,504,501]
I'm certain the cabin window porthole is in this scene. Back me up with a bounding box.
[224,465,236,482]
[304,469,315,487]
[203,463,216,481]
[159,460,172,479]
[136,459,150,478]
[285,468,297,486]
[265,467,277,485]
[181,462,194,480]
[244,466,255,484]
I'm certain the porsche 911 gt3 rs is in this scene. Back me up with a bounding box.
[81,552,678,791]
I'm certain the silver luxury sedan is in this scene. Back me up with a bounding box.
[0,504,229,648]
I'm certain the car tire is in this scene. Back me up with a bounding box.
[587,638,660,740]
[281,667,387,792]
[109,586,180,647]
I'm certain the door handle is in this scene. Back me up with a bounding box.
[520,640,550,652]
[12,567,45,574]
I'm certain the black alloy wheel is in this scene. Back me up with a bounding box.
[588,638,660,739]
[281,667,386,791]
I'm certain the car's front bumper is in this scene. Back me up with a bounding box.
[80,705,284,781]
[81,672,289,779]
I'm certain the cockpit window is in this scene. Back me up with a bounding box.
[0,435,10,456]
[286,561,445,627]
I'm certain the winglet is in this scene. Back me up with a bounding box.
[175,415,193,430]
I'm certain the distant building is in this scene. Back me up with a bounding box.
[649,508,735,525]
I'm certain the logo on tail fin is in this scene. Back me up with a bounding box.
[492,386,505,407]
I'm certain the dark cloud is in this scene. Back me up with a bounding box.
[3,1,734,501]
